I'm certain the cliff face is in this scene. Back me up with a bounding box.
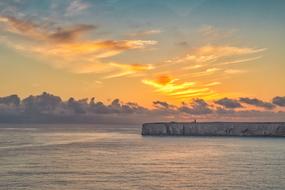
[142,122,285,137]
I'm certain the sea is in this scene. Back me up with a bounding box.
[0,124,284,190]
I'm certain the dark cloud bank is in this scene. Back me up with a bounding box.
[0,92,284,124]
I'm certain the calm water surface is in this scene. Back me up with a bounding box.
[0,124,284,190]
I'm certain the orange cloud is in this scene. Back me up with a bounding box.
[0,16,157,77]
[142,75,195,93]
[142,75,215,100]
[47,24,95,43]
[170,88,210,96]
[204,82,221,87]
[155,75,173,85]
[224,69,247,74]
[0,16,95,43]
[104,63,153,79]
[19,40,157,60]
[217,56,263,66]
[206,68,221,73]
[184,64,205,70]
[158,44,265,88]
[1,38,156,74]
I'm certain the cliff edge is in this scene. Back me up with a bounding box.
[141,122,285,137]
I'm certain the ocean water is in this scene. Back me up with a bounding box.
[0,124,284,190]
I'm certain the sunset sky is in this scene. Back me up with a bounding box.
[0,0,285,111]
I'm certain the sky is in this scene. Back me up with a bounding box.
[0,0,285,123]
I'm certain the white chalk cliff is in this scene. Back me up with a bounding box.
[142,122,285,136]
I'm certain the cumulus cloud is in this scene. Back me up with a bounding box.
[179,99,213,115]
[215,98,243,109]
[272,96,285,107]
[239,97,275,110]
[0,94,20,106]
[1,92,284,124]
[0,92,151,124]
[22,92,62,114]
[153,101,175,109]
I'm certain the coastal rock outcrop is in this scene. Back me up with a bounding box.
[142,122,285,137]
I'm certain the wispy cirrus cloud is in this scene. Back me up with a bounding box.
[224,69,247,74]
[150,44,266,99]
[128,29,161,37]
[65,0,91,16]
[168,45,266,64]
[0,15,96,42]
[48,24,95,43]
[206,68,221,73]
[104,63,153,79]
[142,75,215,100]
[217,56,263,66]
[204,82,221,87]
[0,15,157,77]
[198,25,237,41]
[142,75,195,93]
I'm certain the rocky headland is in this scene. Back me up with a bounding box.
[142,122,285,137]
